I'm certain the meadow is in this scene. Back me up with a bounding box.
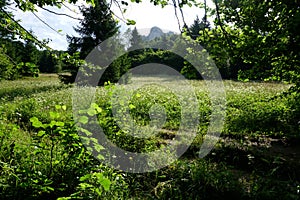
[0,74,299,199]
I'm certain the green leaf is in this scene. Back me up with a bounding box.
[89,0,96,7]
[90,103,98,108]
[129,104,136,109]
[86,146,93,152]
[30,117,43,128]
[97,154,105,160]
[87,108,97,116]
[37,130,46,137]
[79,110,87,114]
[55,121,65,127]
[79,128,93,136]
[81,137,91,145]
[79,182,93,189]
[94,144,105,152]
[79,174,91,182]
[91,103,102,113]
[49,120,56,128]
[90,137,98,144]
[96,107,103,113]
[57,197,72,200]
[98,175,111,191]
[78,116,89,124]
[55,105,62,110]
[126,19,136,25]
[50,111,60,119]
[62,105,67,111]
[95,187,102,196]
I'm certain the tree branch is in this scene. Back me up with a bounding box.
[0,46,18,66]
[39,6,82,20]
[31,11,64,36]
[177,0,188,30]
[0,7,50,49]
[112,0,129,24]
[203,0,207,39]
[172,0,182,32]
[213,0,232,47]
[204,0,207,24]
[62,2,80,14]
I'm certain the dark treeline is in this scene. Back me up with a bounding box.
[0,36,65,80]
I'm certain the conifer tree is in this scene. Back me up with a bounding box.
[64,0,128,84]
[189,15,210,40]
[67,0,119,59]
[129,27,143,50]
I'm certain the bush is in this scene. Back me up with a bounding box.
[0,48,19,80]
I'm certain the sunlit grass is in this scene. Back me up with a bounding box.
[0,76,298,199]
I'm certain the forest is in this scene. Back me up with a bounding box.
[0,0,299,199]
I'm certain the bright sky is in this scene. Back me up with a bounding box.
[11,0,214,50]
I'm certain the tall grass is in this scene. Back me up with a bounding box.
[0,76,299,199]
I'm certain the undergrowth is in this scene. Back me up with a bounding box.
[0,77,299,199]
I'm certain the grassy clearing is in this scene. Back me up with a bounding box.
[0,75,299,199]
[0,74,66,102]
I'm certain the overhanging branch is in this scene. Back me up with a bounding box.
[0,7,51,50]
[39,6,82,20]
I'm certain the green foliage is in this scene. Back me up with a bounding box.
[0,77,300,199]
[22,36,39,64]
[0,76,65,101]
[188,15,211,40]
[18,62,39,77]
[0,47,19,80]
[146,159,244,199]
[128,48,185,75]
[58,52,86,84]
[59,170,129,199]
[99,53,131,85]
[38,50,64,73]
[1,0,300,195]
[0,103,98,199]
[0,37,40,80]
[128,27,143,50]
[222,0,299,83]
[1,0,298,90]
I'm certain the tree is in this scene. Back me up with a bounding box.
[214,0,300,85]
[22,34,39,65]
[129,27,143,50]
[64,1,133,85]
[62,0,123,84]
[0,47,18,80]
[67,0,119,59]
[189,15,210,40]
[0,2,40,80]
[38,50,63,73]
[0,0,15,40]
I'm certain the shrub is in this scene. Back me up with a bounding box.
[0,48,19,80]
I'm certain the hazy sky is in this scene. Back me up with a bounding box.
[11,1,214,50]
